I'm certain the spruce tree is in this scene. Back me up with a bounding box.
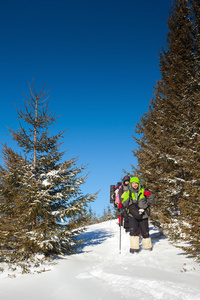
[0,147,32,260]
[132,0,200,259]
[0,80,97,261]
[177,0,200,259]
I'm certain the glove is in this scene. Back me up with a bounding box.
[118,203,123,209]
[138,209,145,215]
[144,190,151,197]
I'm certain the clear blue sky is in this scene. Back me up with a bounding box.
[0,0,172,216]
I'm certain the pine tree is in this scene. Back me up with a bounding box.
[132,0,200,259]
[0,80,97,261]
[0,146,32,260]
[177,0,200,259]
[101,205,114,222]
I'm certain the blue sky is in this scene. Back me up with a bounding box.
[0,0,172,215]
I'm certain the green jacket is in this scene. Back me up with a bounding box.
[122,177,155,219]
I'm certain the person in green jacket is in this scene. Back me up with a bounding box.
[119,176,155,253]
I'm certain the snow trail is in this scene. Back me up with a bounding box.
[0,219,200,300]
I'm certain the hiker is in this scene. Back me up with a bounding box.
[114,182,123,225]
[114,182,122,204]
[118,175,130,232]
[115,177,130,227]
[118,176,155,253]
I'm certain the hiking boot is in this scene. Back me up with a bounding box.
[142,237,153,250]
[130,248,140,254]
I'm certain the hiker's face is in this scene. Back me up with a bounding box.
[125,180,129,185]
[131,182,139,190]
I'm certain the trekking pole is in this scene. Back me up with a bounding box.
[119,212,122,254]
[118,204,123,254]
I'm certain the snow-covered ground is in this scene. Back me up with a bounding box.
[0,219,200,300]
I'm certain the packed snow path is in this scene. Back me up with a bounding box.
[0,219,200,300]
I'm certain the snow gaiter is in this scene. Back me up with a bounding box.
[130,236,139,253]
[142,237,152,250]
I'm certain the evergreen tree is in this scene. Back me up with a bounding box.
[86,206,100,225]
[0,80,97,261]
[0,147,31,260]
[101,205,114,222]
[132,0,200,259]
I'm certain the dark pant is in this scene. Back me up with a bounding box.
[128,216,149,238]
[121,210,129,228]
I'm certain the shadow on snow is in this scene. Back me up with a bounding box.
[75,229,114,254]
[149,225,165,247]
